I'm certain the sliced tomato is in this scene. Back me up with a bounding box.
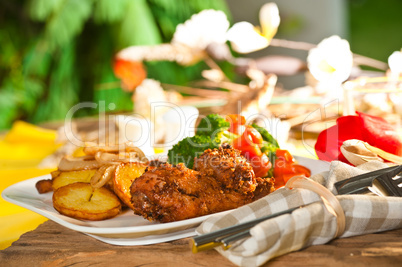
[245,126,263,144]
[226,114,246,126]
[275,149,294,163]
[274,149,311,188]
[228,115,273,178]
[232,126,263,148]
[251,153,272,178]
[226,114,246,135]
[232,136,271,177]
[237,144,262,157]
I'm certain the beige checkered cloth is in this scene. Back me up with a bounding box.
[196,161,402,267]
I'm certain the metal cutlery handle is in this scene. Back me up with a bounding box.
[220,230,251,250]
[191,205,304,253]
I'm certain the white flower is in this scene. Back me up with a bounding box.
[226,3,280,53]
[172,9,230,51]
[388,49,402,76]
[226,22,269,53]
[307,35,353,84]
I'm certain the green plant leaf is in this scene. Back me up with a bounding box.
[118,0,162,47]
[0,84,20,130]
[28,0,63,21]
[22,77,45,112]
[23,42,52,77]
[31,43,79,123]
[93,0,129,23]
[45,0,93,50]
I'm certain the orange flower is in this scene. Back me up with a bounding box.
[113,59,146,92]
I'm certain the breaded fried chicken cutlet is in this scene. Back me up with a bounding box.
[130,144,274,222]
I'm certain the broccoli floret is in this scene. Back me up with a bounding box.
[196,114,230,138]
[167,135,219,169]
[167,114,236,168]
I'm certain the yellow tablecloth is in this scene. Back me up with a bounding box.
[0,168,54,250]
[0,121,59,250]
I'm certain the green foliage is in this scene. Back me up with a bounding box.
[28,0,64,21]
[44,0,93,50]
[349,0,402,62]
[0,0,230,130]
[167,135,219,168]
[0,86,20,129]
[93,0,129,23]
[118,0,162,47]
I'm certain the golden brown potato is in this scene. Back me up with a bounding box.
[52,169,97,191]
[35,179,53,194]
[50,170,61,179]
[113,162,147,210]
[52,182,121,221]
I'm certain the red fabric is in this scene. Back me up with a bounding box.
[315,112,402,163]
[357,112,402,156]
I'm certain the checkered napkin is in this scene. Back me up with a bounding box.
[196,160,402,267]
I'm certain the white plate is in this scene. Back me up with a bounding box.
[1,157,329,246]
[294,156,330,175]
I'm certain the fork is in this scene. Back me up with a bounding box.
[334,164,402,197]
[191,165,402,253]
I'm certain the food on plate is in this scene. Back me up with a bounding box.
[90,164,118,189]
[53,182,121,221]
[131,144,274,222]
[52,169,97,191]
[273,150,311,188]
[167,114,231,168]
[35,179,53,194]
[167,114,279,174]
[113,162,147,210]
[37,113,309,223]
[35,142,148,220]
[167,113,306,189]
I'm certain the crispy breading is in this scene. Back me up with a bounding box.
[131,145,274,222]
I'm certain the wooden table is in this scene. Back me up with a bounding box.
[1,220,402,266]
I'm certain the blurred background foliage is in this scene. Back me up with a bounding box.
[0,0,230,130]
[348,0,402,64]
[0,0,401,130]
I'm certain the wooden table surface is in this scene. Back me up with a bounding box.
[1,220,402,267]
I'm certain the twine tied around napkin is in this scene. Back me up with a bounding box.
[195,160,402,267]
[285,175,345,238]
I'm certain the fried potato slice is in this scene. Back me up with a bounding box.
[35,179,53,194]
[51,170,61,179]
[52,169,97,191]
[53,182,121,221]
[113,162,147,210]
